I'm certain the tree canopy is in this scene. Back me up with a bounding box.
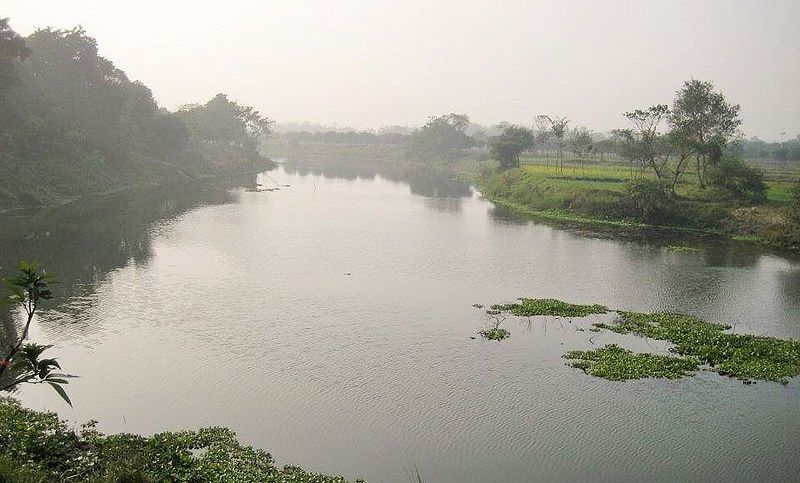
[670,79,742,188]
[0,20,273,208]
[409,113,475,163]
[490,125,535,169]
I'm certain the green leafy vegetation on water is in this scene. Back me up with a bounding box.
[600,312,800,384]
[0,398,363,483]
[563,344,700,381]
[492,298,608,317]
[478,326,510,341]
[489,297,800,384]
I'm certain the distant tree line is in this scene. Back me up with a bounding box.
[0,19,272,207]
[739,136,800,162]
[284,130,410,146]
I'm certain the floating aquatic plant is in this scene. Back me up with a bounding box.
[563,344,700,381]
[491,298,608,318]
[485,297,800,384]
[599,311,800,384]
[478,326,511,341]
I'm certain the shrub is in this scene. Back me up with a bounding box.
[0,398,361,483]
[621,179,675,224]
[707,156,767,203]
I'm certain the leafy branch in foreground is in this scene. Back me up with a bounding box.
[0,261,74,406]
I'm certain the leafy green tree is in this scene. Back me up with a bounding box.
[0,262,73,406]
[568,126,593,173]
[548,116,569,173]
[669,79,741,188]
[614,104,692,192]
[0,18,29,88]
[490,125,534,169]
[533,115,552,164]
[409,113,475,163]
[179,93,272,156]
[0,18,31,136]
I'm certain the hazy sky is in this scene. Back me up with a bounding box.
[5,0,799,139]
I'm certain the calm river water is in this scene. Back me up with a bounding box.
[4,159,800,482]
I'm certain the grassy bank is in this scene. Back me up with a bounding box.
[476,160,799,253]
[0,398,362,483]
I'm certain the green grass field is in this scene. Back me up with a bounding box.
[515,156,795,205]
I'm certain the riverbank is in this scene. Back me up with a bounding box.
[0,152,275,214]
[473,161,800,254]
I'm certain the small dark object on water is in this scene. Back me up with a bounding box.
[470,336,476,339]
[344,272,352,276]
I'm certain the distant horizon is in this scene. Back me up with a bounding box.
[4,0,799,141]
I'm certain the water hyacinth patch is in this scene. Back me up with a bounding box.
[491,298,608,318]
[563,344,700,381]
[478,326,511,341]
[601,311,800,384]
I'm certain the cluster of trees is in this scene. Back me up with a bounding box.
[0,19,272,207]
[614,80,765,201]
[740,136,800,162]
[408,113,476,163]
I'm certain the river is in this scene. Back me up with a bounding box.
[4,159,799,482]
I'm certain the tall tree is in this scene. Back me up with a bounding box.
[490,125,535,169]
[0,18,31,134]
[614,105,690,192]
[533,115,552,167]
[0,17,29,87]
[548,116,569,173]
[669,79,741,188]
[409,113,475,163]
[568,126,593,174]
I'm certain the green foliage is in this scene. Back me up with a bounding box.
[670,79,742,188]
[740,136,800,162]
[622,179,675,224]
[563,344,700,381]
[0,23,273,209]
[0,398,363,482]
[177,93,272,156]
[603,312,800,384]
[789,182,800,222]
[489,125,535,170]
[408,113,475,164]
[492,298,608,317]
[478,326,510,341]
[707,155,767,203]
[1,262,73,406]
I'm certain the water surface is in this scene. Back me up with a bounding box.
[5,160,800,483]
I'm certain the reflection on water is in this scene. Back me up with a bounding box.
[0,176,249,341]
[3,160,800,483]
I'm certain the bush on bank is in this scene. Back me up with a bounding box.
[0,398,362,483]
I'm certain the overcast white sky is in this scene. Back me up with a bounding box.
[4,0,799,139]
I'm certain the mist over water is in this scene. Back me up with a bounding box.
[10,163,800,483]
